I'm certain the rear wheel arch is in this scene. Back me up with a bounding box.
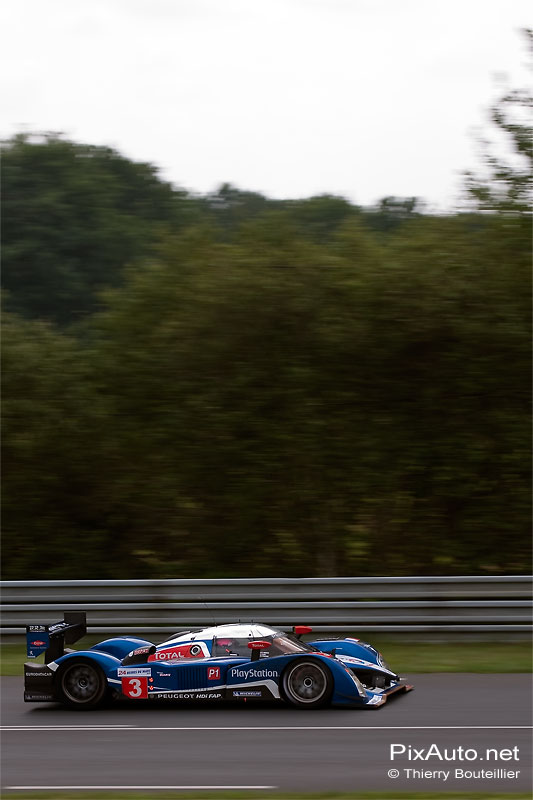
[56,656,109,710]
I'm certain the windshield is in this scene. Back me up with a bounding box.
[269,633,316,655]
[213,632,315,658]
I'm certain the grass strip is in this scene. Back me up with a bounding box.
[1,791,531,799]
[367,639,532,673]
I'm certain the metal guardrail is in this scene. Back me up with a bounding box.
[1,577,532,638]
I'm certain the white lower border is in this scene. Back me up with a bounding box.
[6,786,277,791]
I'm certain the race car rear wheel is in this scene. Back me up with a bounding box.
[57,659,108,709]
[282,659,333,709]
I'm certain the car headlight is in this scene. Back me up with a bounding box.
[346,668,367,697]
[377,652,390,671]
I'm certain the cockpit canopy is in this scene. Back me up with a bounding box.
[212,633,313,658]
[157,623,315,660]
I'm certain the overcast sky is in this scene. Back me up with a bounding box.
[2,0,530,208]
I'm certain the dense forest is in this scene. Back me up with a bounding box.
[2,71,531,579]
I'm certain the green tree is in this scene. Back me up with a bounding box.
[76,214,530,577]
[363,196,422,235]
[2,209,530,577]
[1,133,199,325]
[204,183,271,238]
[464,29,532,212]
[280,194,357,243]
[1,312,116,576]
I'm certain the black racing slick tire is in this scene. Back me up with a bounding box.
[281,659,333,709]
[57,658,108,710]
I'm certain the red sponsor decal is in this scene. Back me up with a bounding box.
[132,646,150,656]
[121,677,148,699]
[207,666,220,680]
[148,643,204,662]
[31,640,46,647]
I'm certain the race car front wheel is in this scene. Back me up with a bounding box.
[282,660,333,709]
[57,659,108,709]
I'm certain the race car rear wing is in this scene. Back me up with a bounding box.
[26,612,87,662]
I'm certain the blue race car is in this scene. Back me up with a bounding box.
[24,613,413,709]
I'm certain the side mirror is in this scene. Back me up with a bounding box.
[293,625,313,639]
[247,640,271,662]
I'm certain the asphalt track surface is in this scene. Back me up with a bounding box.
[1,674,532,794]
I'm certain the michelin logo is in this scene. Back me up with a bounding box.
[230,668,279,679]
[233,690,262,697]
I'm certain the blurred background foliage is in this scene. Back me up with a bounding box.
[2,63,531,579]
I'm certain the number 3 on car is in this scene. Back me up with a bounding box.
[121,676,148,699]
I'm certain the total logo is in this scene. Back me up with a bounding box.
[31,640,46,647]
[151,650,187,661]
[230,668,279,679]
[148,643,207,661]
